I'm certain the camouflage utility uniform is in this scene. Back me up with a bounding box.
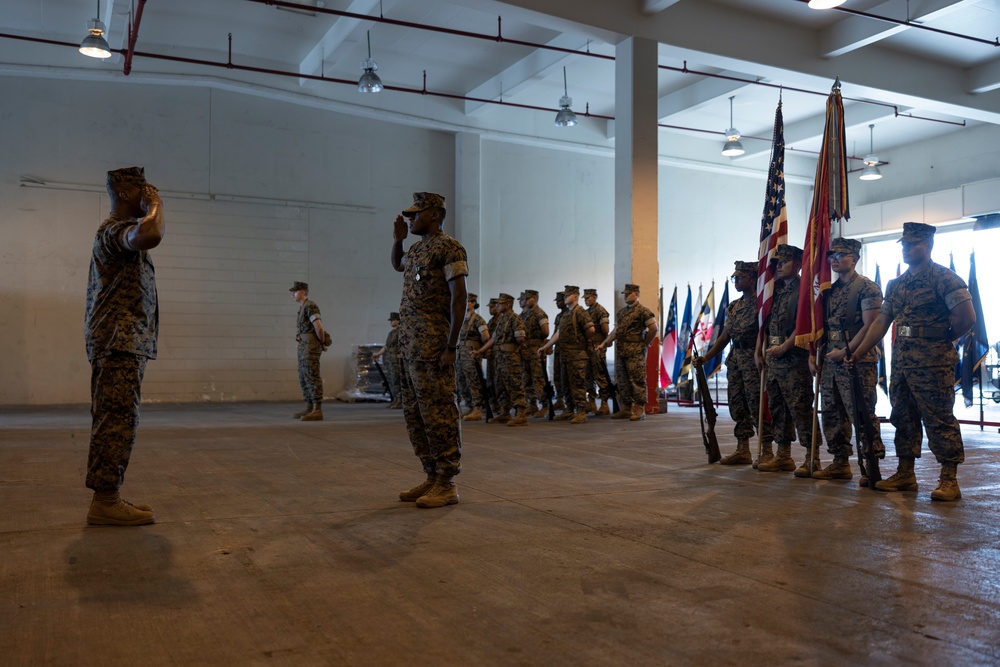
[486,307,503,413]
[765,276,814,456]
[296,299,324,403]
[724,292,773,446]
[883,262,969,463]
[559,304,593,413]
[84,213,158,492]
[458,309,488,409]
[612,302,656,407]
[822,273,884,459]
[383,325,401,401]
[519,303,549,409]
[494,310,528,416]
[586,301,611,403]
[398,230,468,477]
[552,306,567,404]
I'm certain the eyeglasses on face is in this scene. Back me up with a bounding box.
[826,251,852,261]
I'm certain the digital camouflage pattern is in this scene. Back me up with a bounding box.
[881,261,971,463]
[486,310,503,411]
[384,326,402,400]
[612,302,656,405]
[85,215,159,362]
[398,230,468,476]
[586,302,611,400]
[821,273,884,457]
[724,292,772,443]
[519,304,549,406]
[552,308,567,402]
[766,277,813,450]
[494,310,528,413]
[558,304,594,411]
[457,311,488,407]
[87,352,147,491]
[296,299,324,402]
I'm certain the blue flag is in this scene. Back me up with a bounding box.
[674,285,693,384]
[950,253,964,385]
[961,251,990,406]
[874,264,888,395]
[705,281,730,378]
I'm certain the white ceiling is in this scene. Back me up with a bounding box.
[1,0,998,177]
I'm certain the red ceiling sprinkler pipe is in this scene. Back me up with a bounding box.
[123,0,148,76]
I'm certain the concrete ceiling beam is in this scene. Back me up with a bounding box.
[640,0,682,15]
[297,0,384,88]
[968,57,1000,94]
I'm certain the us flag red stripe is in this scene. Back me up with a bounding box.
[757,102,788,328]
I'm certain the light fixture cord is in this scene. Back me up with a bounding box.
[97,0,101,21]
[563,67,568,96]
[367,31,372,60]
[869,123,875,152]
[729,95,735,127]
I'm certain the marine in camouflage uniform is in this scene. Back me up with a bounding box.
[598,284,657,421]
[372,312,402,408]
[458,294,490,421]
[551,292,568,410]
[853,222,975,502]
[485,298,504,417]
[83,166,162,526]
[757,244,817,476]
[291,281,328,420]
[392,192,468,508]
[539,285,595,424]
[476,293,528,425]
[584,289,612,415]
[519,289,550,418]
[812,238,884,483]
[695,261,774,465]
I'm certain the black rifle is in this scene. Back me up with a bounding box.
[540,360,556,420]
[373,358,393,401]
[843,324,881,488]
[474,359,495,423]
[695,361,722,463]
[598,356,621,415]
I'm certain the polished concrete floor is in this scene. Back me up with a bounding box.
[1,402,999,666]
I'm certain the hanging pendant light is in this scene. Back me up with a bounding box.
[554,67,578,127]
[357,31,383,93]
[721,95,745,157]
[807,0,847,8]
[79,0,112,59]
[859,123,883,181]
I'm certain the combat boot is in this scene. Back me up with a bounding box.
[596,402,610,417]
[629,404,645,421]
[87,491,155,526]
[554,410,575,421]
[293,402,312,418]
[463,407,483,422]
[931,462,961,502]
[399,474,436,502]
[587,398,598,414]
[300,403,324,421]
[719,439,753,466]
[758,444,796,472]
[389,399,402,409]
[874,457,918,492]
[570,410,588,424]
[532,406,549,419]
[508,409,528,426]
[416,475,459,508]
[553,398,565,411]
[753,443,774,470]
[610,404,631,420]
[487,412,510,424]
[812,455,853,480]
[794,449,821,478]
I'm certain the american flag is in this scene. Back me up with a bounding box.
[757,102,788,328]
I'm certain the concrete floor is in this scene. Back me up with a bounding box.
[1,402,999,667]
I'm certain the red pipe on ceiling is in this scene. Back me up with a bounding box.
[123,0,148,76]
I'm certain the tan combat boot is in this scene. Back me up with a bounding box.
[87,490,155,526]
[812,454,853,480]
[416,475,460,508]
[463,407,483,421]
[532,406,549,419]
[931,462,961,501]
[300,403,324,421]
[508,408,528,426]
[570,410,588,424]
[629,404,645,421]
[758,444,796,472]
[596,402,610,416]
[753,443,775,470]
[874,457,918,492]
[794,448,821,478]
[554,410,575,421]
[610,404,630,420]
[399,474,436,502]
[553,398,566,411]
[293,402,312,418]
[719,439,753,466]
[488,411,510,424]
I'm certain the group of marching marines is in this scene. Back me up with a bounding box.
[694,222,975,502]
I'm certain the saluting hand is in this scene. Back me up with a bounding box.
[393,214,408,242]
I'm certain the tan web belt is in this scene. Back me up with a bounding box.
[897,325,950,339]
[767,336,783,346]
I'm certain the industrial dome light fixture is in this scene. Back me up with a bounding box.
[357,31,384,93]
[79,0,112,59]
[807,0,847,9]
[721,95,745,157]
[554,67,578,127]
[859,123,883,181]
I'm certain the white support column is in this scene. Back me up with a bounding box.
[455,132,483,296]
[614,37,659,310]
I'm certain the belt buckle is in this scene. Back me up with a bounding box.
[899,325,912,337]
